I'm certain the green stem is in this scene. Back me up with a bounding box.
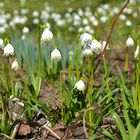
[2,65,9,92]
[125,47,129,72]
[0,94,8,132]
[36,28,41,97]
[103,55,110,91]
[8,57,13,95]
[88,85,93,135]
[88,77,94,135]
[88,56,91,73]
[82,56,85,75]
[136,62,140,108]
[68,56,72,79]
[59,71,63,121]
[76,48,79,80]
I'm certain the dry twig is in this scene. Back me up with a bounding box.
[92,0,130,75]
[41,124,61,139]
[83,107,95,139]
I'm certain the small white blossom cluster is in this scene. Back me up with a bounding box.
[21,27,30,40]
[79,32,92,56]
[41,26,61,62]
[0,38,19,71]
[41,27,62,61]
[82,45,92,56]
[79,32,109,56]
[0,0,138,36]
[125,36,139,60]
[80,32,92,47]
[23,26,29,34]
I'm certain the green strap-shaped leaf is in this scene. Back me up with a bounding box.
[123,109,132,140]
[111,111,128,140]
[133,122,140,140]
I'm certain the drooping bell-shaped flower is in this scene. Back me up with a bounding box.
[126,37,134,47]
[3,43,14,56]
[0,38,4,49]
[79,32,92,47]
[82,44,92,56]
[90,39,102,54]
[74,80,86,92]
[51,48,62,61]
[134,45,139,59]
[41,28,53,43]
[11,60,19,71]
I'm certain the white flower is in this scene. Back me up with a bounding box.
[132,12,138,18]
[126,37,134,47]
[119,14,126,21]
[33,18,39,24]
[100,16,108,23]
[11,60,19,71]
[84,26,94,34]
[0,27,5,34]
[92,19,98,26]
[0,38,4,49]
[80,32,92,47]
[78,27,84,32]
[51,49,61,61]
[97,7,105,14]
[74,80,85,92]
[82,45,92,56]
[101,41,109,50]
[134,45,139,59]
[125,20,132,27]
[91,39,102,54]
[41,28,53,43]
[3,43,14,56]
[113,7,119,14]
[32,11,39,17]
[83,18,89,25]
[69,51,74,57]
[21,35,26,40]
[23,27,29,34]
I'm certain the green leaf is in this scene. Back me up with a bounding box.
[123,109,132,140]
[102,128,114,139]
[111,111,128,140]
[133,122,140,140]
